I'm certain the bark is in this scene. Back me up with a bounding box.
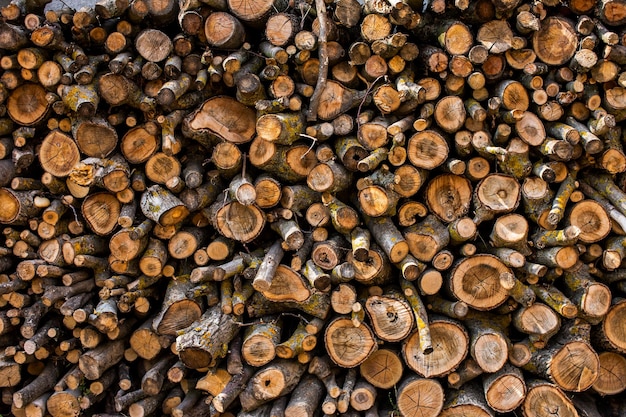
[523,321,600,392]
[239,359,306,412]
[175,306,240,369]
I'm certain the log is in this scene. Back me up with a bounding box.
[78,340,125,380]
[396,375,444,417]
[523,320,600,392]
[324,317,377,368]
[448,255,512,311]
[152,275,202,335]
[402,315,469,378]
[522,380,578,417]
[364,289,414,342]
[239,359,305,412]
[175,306,240,369]
[439,381,495,417]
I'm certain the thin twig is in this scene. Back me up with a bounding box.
[299,133,318,159]
[356,75,387,137]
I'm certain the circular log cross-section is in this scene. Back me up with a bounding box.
[183,96,256,146]
[7,83,50,126]
[348,246,391,286]
[364,292,414,342]
[266,13,298,46]
[593,351,626,396]
[141,185,190,226]
[228,0,287,25]
[516,112,546,146]
[205,12,245,49]
[110,230,148,261]
[72,117,118,158]
[425,174,472,223]
[325,317,377,368]
[145,152,181,185]
[532,16,577,66]
[395,165,427,198]
[483,364,527,413]
[0,189,39,225]
[39,130,81,177]
[242,320,281,367]
[449,255,511,311]
[396,375,444,417]
[439,382,494,417]
[596,300,626,354]
[359,348,403,389]
[528,340,599,392]
[497,80,530,112]
[258,264,310,303]
[135,29,173,62]
[403,317,468,378]
[212,201,266,244]
[82,193,121,236]
[477,20,513,54]
[240,361,306,412]
[404,215,450,262]
[440,21,473,56]
[522,381,578,417]
[130,324,162,360]
[434,95,466,133]
[513,303,560,345]
[474,174,521,223]
[121,124,159,164]
[567,200,611,243]
[407,130,449,170]
[47,390,81,417]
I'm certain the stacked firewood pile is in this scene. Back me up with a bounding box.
[2,0,626,415]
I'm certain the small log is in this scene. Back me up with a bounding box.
[140,185,189,227]
[241,317,281,367]
[78,340,125,380]
[440,381,495,417]
[593,351,626,396]
[463,311,510,373]
[276,321,317,359]
[284,374,325,417]
[152,276,202,336]
[447,358,484,389]
[448,255,511,311]
[593,299,626,354]
[522,380,578,417]
[175,306,240,370]
[359,348,403,390]
[425,174,472,223]
[239,359,306,412]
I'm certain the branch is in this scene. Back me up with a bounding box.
[306,0,329,122]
